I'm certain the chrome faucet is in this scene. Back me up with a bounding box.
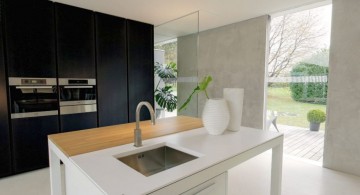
[134,101,156,147]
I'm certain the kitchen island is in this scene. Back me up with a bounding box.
[48,116,283,195]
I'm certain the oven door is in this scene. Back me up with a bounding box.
[59,85,96,106]
[9,85,58,119]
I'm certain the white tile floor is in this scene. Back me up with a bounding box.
[1,152,360,195]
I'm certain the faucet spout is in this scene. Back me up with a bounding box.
[134,101,156,147]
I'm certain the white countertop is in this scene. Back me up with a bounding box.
[70,127,283,195]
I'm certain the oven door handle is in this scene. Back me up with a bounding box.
[11,110,59,119]
[63,86,93,89]
[16,86,53,89]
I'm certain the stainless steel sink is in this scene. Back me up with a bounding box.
[117,146,198,177]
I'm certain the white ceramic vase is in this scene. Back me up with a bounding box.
[202,98,230,135]
[223,88,244,131]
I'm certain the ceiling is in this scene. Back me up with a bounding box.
[53,0,329,42]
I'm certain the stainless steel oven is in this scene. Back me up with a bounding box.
[58,78,97,115]
[8,77,58,119]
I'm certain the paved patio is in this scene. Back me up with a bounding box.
[269,124,324,162]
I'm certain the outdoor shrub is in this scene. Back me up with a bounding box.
[307,109,326,123]
[290,62,328,104]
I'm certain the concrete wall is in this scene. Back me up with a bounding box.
[323,0,360,176]
[193,15,269,129]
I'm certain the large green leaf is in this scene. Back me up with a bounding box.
[154,62,176,79]
[155,86,177,112]
[178,75,212,112]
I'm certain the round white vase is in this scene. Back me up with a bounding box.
[202,98,230,135]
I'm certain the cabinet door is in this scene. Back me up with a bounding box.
[0,21,12,178]
[96,13,128,126]
[11,116,59,174]
[3,0,56,77]
[60,112,97,132]
[127,20,154,122]
[55,3,95,78]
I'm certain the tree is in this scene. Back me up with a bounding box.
[268,11,327,77]
[302,48,329,67]
[154,41,177,64]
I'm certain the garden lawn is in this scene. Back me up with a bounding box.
[267,87,326,130]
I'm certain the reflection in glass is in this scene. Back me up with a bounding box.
[154,12,199,118]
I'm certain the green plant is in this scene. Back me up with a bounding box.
[289,62,328,105]
[178,75,212,112]
[154,62,177,112]
[307,109,326,123]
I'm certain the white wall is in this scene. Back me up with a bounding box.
[323,0,360,176]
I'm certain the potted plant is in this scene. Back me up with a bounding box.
[179,76,230,135]
[307,109,326,131]
[154,62,177,118]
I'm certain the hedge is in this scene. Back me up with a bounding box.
[289,63,328,105]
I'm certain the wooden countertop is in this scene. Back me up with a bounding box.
[48,116,203,157]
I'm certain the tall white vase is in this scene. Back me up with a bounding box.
[223,88,244,131]
[202,98,230,135]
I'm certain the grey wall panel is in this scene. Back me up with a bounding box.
[178,15,269,129]
[323,0,360,176]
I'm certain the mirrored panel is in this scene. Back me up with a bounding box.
[154,12,199,118]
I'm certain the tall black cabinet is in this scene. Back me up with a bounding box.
[55,3,96,78]
[3,0,56,78]
[0,6,12,177]
[3,0,60,174]
[96,13,128,126]
[127,20,154,122]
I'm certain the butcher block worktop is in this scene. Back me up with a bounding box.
[48,116,203,157]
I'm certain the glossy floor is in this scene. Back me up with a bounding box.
[0,152,359,195]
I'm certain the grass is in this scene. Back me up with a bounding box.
[267,87,327,130]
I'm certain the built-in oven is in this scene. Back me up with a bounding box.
[8,77,58,118]
[58,78,97,132]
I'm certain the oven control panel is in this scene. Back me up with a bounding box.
[21,79,47,85]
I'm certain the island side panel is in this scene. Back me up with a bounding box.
[49,140,105,195]
[65,162,105,195]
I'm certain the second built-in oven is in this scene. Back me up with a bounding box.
[59,78,97,114]
[58,78,97,132]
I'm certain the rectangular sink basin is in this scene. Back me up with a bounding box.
[117,146,198,177]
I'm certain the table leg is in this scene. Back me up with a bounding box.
[49,147,63,195]
[270,143,283,195]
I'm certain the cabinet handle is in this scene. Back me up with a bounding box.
[195,182,216,195]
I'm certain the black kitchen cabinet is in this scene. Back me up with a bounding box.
[127,20,154,122]
[11,116,59,173]
[0,19,12,178]
[55,3,96,78]
[95,13,128,126]
[60,112,97,132]
[3,0,56,77]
